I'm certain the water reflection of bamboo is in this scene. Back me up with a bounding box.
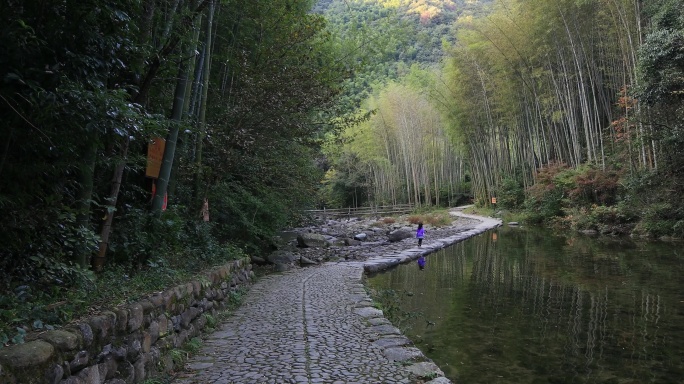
[371,230,682,383]
[568,286,583,361]
[465,234,670,377]
[638,292,662,364]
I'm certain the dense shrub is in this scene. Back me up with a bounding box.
[424,212,453,227]
[633,202,684,238]
[406,211,451,227]
[524,163,624,225]
[524,163,568,223]
[210,181,294,254]
[559,205,637,235]
[407,215,422,224]
[0,201,248,347]
[381,217,396,224]
[621,171,684,238]
[567,167,621,205]
[497,176,525,209]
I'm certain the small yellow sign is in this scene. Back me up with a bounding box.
[491,197,497,204]
[146,137,166,178]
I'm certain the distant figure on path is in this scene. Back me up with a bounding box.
[417,255,426,270]
[416,222,425,247]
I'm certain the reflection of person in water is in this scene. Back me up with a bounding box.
[417,255,425,270]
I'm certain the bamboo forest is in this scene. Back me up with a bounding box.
[1,0,683,376]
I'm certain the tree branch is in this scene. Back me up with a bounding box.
[134,0,210,104]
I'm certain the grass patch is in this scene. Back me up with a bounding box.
[407,215,422,224]
[226,288,247,311]
[422,372,439,380]
[204,313,218,330]
[381,217,396,224]
[407,209,453,227]
[501,211,528,224]
[424,212,452,227]
[184,337,203,354]
[169,348,186,366]
[463,205,494,217]
[155,334,206,377]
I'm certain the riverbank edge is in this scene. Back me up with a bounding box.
[359,211,501,383]
[362,211,502,274]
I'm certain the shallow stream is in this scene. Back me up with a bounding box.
[367,226,684,383]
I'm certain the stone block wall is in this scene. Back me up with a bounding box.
[0,257,254,384]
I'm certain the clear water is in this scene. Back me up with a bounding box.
[366,226,684,384]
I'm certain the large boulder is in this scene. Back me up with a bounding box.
[328,238,347,247]
[299,256,317,266]
[266,250,298,265]
[388,229,413,243]
[296,233,328,248]
[250,255,268,265]
[266,250,298,272]
[344,238,362,246]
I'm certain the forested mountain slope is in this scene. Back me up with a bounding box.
[319,0,684,240]
[315,0,492,207]
[315,0,487,64]
[313,0,492,109]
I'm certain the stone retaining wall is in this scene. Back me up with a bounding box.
[0,257,254,384]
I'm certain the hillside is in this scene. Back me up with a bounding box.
[314,0,492,109]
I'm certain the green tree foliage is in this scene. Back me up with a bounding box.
[315,0,412,111]
[1,0,158,275]
[435,0,684,235]
[317,0,491,208]
[322,77,469,208]
[0,0,347,342]
[320,0,684,237]
[319,152,371,207]
[315,0,493,112]
[638,0,684,103]
[628,0,684,237]
[636,0,684,173]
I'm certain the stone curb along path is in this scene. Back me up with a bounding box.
[174,211,501,384]
[360,212,502,275]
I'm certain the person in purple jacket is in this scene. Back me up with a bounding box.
[416,222,425,247]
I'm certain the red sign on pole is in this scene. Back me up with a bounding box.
[151,183,168,211]
[146,137,166,178]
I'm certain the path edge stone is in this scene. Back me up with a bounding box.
[362,211,502,274]
[360,210,501,383]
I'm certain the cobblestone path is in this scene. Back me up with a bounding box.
[174,264,412,384]
[174,211,501,384]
